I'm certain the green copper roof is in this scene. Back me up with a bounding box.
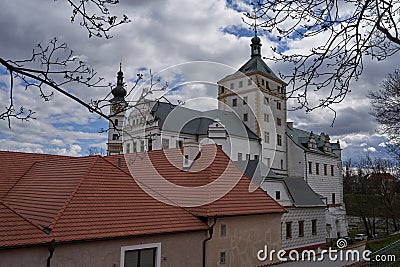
[238,56,283,82]
[220,36,285,84]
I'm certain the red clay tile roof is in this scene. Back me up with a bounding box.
[0,145,284,248]
[120,145,285,217]
[0,151,68,198]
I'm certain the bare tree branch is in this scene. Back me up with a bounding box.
[245,0,400,112]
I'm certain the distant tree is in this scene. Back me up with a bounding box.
[87,146,107,156]
[246,1,400,113]
[345,155,400,233]
[368,69,400,160]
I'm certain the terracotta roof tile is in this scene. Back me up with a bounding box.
[0,145,284,248]
[0,151,69,198]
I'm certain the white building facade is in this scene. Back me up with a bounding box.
[117,34,348,241]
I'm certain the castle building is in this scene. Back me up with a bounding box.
[119,33,348,241]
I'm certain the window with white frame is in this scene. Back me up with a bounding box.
[162,138,169,149]
[264,132,270,143]
[239,81,243,88]
[120,243,161,267]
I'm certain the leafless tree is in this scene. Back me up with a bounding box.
[245,1,400,114]
[0,0,168,131]
[368,69,400,161]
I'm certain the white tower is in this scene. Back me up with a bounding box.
[217,34,288,175]
[107,65,127,155]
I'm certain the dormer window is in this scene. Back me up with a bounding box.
[308,132,317,149]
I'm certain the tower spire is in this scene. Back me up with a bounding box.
[250,5,262,57]
[112,63,127,100]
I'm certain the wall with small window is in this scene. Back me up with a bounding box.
[0,230,206,267]
[281,207,326,250]
[207,214,282,266]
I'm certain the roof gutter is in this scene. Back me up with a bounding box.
[202,217,216,267]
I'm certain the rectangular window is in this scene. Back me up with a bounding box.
[331,165,334,176]
[316,163,320,175]
[264,132,270,143]
[299,221,304,237]
[220,251,226,264]
[112,134,119,140]
[277,118,282,126]
[148,139,153,151]
[238,153,242,161]
[221,224,227,237]
[219,85,225,94]
[312,220,317,235]
[286,222,292,239]
[261,79,265,86]
[277,134,282,146]
[243,96,248,105]
[121,243,160,267]
[266,80,269,88]
[324,164,328,176]
[140,141,145,152]
[281,159,284,170]
[238,81,243,88]
[243,113,248,121]
[176,140,183,148]
[230,83,234,89]
[332,193,336,204]
[232,98,237,107]
[248,78,252,85]
[278,85,281,92]
[133,142,137,152]
[162,139,169,150]
[308,161,313,174]
[246,154,250,160]
[275,191,281,200]
[264,113,269,122]
[126,144,130,154]
[277,101,282,110]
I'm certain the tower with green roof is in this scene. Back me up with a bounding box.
[217,34,288,176]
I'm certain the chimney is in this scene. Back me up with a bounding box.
[182,141,201,170]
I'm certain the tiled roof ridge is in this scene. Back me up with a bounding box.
[2,160,39,199]
[49,156,100,230]
[0,199,45,234]
[0,150,71,157]
[101,155,206,222]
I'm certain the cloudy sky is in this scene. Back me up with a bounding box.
[0,0,396,160]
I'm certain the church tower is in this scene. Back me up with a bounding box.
[107,65,127,155]
[217,34,288,175]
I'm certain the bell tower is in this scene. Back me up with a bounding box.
[107,64,127,155]
[217,33,288,175]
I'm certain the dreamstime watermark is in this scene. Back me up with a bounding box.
[257,239,397,263]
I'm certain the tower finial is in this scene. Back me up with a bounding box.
[252,4,258,37]
[119,62,122,72]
